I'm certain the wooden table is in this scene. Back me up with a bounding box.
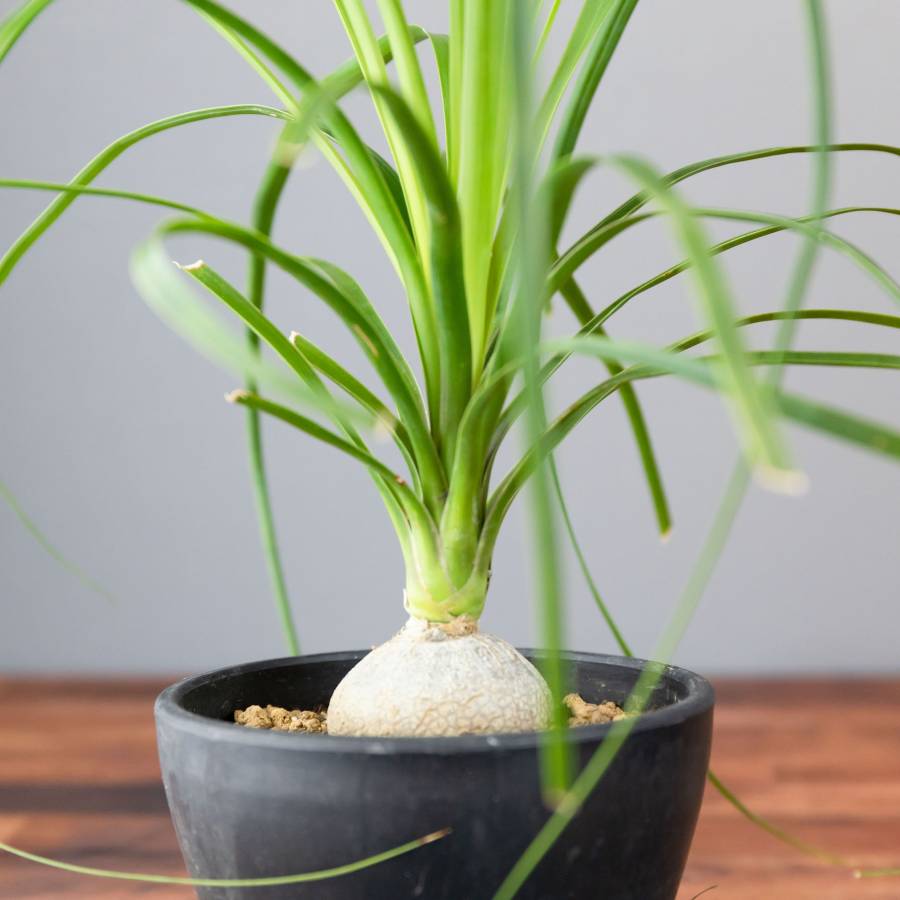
[1,678,899,899]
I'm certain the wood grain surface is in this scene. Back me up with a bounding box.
[1,677,898,899]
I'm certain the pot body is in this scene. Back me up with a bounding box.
[155,651,713,900]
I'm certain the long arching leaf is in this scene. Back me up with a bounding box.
[227,391,413,500]
[610,155,793,486]
[550,0,638,162]
[483,337,900,559]
[140,217,446,511]
[0,478,116,604]
[243,130,300,653]
[596,142,900,233]
[182,0,440,425]
[551,207,900,335]
[176,256,423,555]
[0,830,450,888]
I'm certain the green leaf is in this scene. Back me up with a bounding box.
[243,142,300,654]
[536,0,616,149]
[0,0,54,65]
[371,84,471,460]
[176,256,418,534]
[0,829,451,888]
[672,308,900,354]
[290,332,406,447]
[545,156,597,250]
[597,143,899,232]
[185,0,440,425]
[457,0,514,367]
[198,9,296,109]
[610,154,795,487]
[550,0,639,162]
[563,280,672,536]
[548,461,633,655]
[705,771,852,868]
[0,178,210,216]
[499,305,900,451]
[537,156,672,534]
[484,335,900,555]
[374,0,437,142]
[331,0,434,268]
[227,391,406,488]
[551,206,900,348]
[507,0,572,806]
[129,241,336,414]
[0,21,449,291]
[0,95,288,284]
[175,259,347,412]
[425,31,452,153]
[290,330,418,484]
[184,251,420,559]
[553,335,900,459]
[324,25,429,99]
[0,478,116,604]
[534,0,562,59]
[695,207,900,305]
[147,217,446,512]
[447,0,464,183]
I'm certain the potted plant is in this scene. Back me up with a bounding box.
[2,0,899,897]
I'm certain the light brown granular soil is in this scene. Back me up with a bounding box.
[234,693,630,734]
[234,704,327,733]
[564,692,631,726]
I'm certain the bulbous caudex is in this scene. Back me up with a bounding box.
[327,616,552,737]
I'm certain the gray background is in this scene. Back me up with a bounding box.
[1,0,898,675]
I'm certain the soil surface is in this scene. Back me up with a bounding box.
[233,692,628,734]
[233,705,326,732]
[564,692,630,726]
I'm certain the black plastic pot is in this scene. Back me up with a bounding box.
[155,651,713,900]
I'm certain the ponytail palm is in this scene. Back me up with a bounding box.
[3,0,900,876]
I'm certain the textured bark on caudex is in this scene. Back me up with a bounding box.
[327,615,552,737]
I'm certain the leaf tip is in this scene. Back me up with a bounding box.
[177,259,206,273]
[660,527,673,544]
[755,465,809,496]
[374,414,397,442]
[273,139,303,168]
[420,827,452,845]
[225,389,250,404]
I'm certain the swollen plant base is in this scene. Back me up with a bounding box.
[232,619,633,738]
[327,616,552,737]
[234,616,628,737]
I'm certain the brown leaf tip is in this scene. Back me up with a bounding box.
[420,827,452,845]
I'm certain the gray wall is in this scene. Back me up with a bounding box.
[1,0,898,675]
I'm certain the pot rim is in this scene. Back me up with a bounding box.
[155,650,714,755]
